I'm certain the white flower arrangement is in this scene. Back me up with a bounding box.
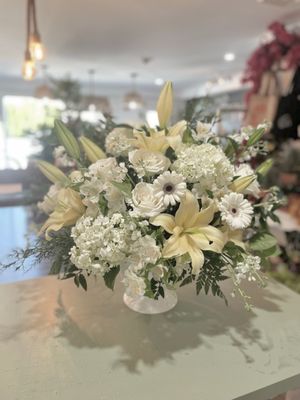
[7,82,283,310]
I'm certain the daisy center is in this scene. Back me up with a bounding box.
[163,183,175,194]
[231,207,237,214]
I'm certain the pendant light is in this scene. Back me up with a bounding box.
[83,69,112,114]
[22,0,46,80]
[124,73,144,111]
[29,0,45,61]
[22,0,36,80]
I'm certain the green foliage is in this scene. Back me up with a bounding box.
[111,180,132,197]
[1,228,75,276]
[103,266,120,290]
[196,254,228,305]
[249,232,277,251]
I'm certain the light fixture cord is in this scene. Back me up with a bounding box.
[31,0,39,35]
[26,0,32,51]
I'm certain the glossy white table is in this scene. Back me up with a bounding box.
[0,276,300,400]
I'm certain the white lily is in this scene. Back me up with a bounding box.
[151,191,225,274]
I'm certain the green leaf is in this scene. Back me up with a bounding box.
[49,257,62,275]
[74,274,80,287]
[55,120,81,160]
[103,266,120,290]
[111,180,132,197]
[158,286,165,298]
[182,127,195,144]
[249,232,277,251]
[180,274,193,287]
[261,245,281,258]
[78,274,87,291]
[98,195,108,215]
[225,137,238,158]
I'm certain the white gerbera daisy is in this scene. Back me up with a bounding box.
[219,193,253,230]
[153,171,186,207]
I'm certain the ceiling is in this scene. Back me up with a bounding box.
[0,0,300,97]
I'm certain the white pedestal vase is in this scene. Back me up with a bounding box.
[123,289,178,314]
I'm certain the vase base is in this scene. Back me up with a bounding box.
[123,290,178,314]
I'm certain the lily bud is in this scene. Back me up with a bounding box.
[79,136,106,163]
[256,159,273,176]
[156,81,173,128]
[229,175,255,193]
[36,160,70,185]
[55,120,81,160]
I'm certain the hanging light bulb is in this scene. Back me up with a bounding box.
[22,49,36,80]
[29,0,46,61]
[30,32,45,61]
[124,73,144,111]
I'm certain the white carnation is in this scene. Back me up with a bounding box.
[192,122,214,142]
[37,184,61,215]
[105,127,134,156]
[129,149,170,177]
[87,157,127,183]
[131,182,165,218]
[128,235,161,270]
[173,144,234,193]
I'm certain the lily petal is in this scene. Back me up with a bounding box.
[175,191,199,228]
[150,214,176,234]
[188,246,204,275]
[194,201,216,227]
[197,226,225,253]
[168,120,187,137]
[163,235,190,258]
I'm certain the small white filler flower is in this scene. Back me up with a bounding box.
[219,192,253,230]
[153,171,186,207]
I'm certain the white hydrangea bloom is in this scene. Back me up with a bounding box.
[131,182,165,217]
[122,268,146,297]
[235,164,260,197]
[105,127,134,156]
[129,149,170,177]
[219,192,253,230]
[70,214,137,275]
[173,144,234,193]
[235,255,261,283]
[37,184,61,215]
